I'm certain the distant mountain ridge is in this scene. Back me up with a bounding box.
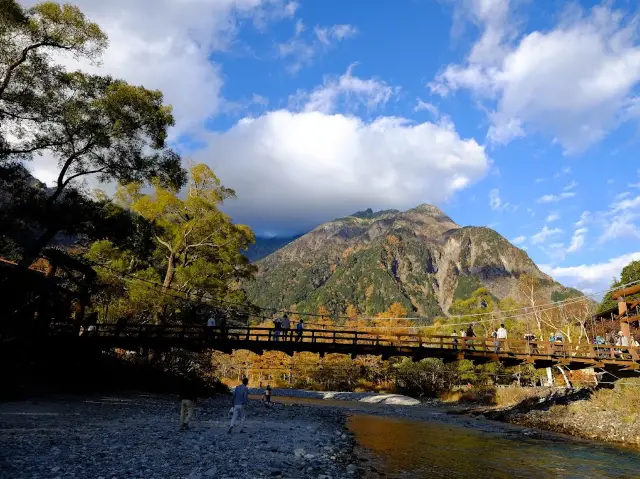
[244,204,580,321]
[245,235,303,262]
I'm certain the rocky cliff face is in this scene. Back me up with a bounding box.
[244,205,577,321]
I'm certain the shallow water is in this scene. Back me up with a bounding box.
[347,414,640,479]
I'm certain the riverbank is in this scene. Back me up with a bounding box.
[247,388,420,405]
[458,384,640,448]
[0,395,358,479]
[252,385,640,449]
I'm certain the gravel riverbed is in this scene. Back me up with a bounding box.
[0,395,358,479]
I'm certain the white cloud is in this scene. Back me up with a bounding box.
[537,192,576,203]
[414,98,439,116]
[197,110,490,233]
[511,235,526,245]
[554,167,572,178]
[563,180,578,191]
[614,191,631,201]
[488,188,516,212]
[19,0,296,136]
[431,4,640,152]
[567,227,587,253]
[19,0,297,188]
[542,252,640,294]
[314,24,358,45]
[531,226,562,245]
[600,195,640,242]
[278,20,357,73]
[600,212,640,242]
[575,210,590,227]
[290,64,398,114]
[545,212,560,223]
[610,195,640,213]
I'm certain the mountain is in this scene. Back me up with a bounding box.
[244,205,581,321]
[245,234,303,262]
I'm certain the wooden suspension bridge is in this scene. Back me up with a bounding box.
[39,323,640,379]
[2,251,640,381]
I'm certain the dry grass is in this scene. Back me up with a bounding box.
[495,386,541,407]
[441,386,496,405]
[513,379,640,447]
[588,378,640,420]
[441,386,544,407]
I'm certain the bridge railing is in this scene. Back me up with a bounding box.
[49,323,639,362]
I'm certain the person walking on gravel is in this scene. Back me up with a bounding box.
[228,377,249,434]
[179,377,197,431]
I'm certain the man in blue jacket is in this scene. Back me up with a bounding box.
[228,377,249,434]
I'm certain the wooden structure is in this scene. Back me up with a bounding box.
[592,284,640,349]
[0,250,96,337]
[45,324,640,379]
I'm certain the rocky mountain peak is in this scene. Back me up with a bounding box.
[245,204,578,320]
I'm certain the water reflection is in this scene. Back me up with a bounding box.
[348,414,640,479]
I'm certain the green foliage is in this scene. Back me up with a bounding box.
[87,164,256,323]
[599,260,640,312]
[450,287,494,316]
[551,288,582,303]
[454,275,484,300]
[1,1,107,149]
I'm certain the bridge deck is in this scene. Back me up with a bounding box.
[43,324,640,376]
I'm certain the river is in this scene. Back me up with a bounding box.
[270,395,640,478]
[349,413,640,478]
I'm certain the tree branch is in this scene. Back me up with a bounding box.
[61,166,108,188]
[0,40,72,100]
[155,235,174,253]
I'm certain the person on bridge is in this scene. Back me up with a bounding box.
[451,330,458,350]
[295,319,304,342]
[494,324,508,353]
[465,325,476,350]
[228,377,249,434]
[273,317,282,341]
[207,315,217,340]
[280,314,291,341]
[114,316,128,337]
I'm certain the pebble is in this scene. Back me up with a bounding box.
[204,466,217,477]
[0,395,357,479]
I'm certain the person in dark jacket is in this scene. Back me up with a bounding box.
[465,325,476,350]
[179,377,198,430]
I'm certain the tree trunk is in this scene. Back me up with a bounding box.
[545,367,554,387]
[155,252,176,324]
[163,252,176,289]
[17,227,59,268]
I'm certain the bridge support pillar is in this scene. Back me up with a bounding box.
[618,300,632,345]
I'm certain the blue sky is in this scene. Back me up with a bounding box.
[24,0,640,295]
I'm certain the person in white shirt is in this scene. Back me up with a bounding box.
[494,324,508,353]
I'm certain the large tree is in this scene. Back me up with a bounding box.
[89,164,256,323]
[0,2,187,264]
